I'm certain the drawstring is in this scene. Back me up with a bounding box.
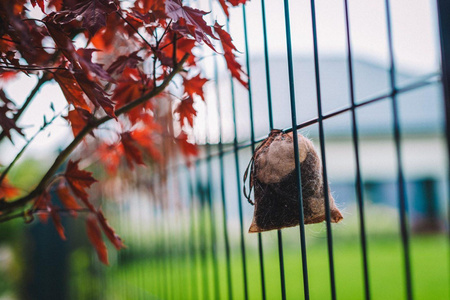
[243,157,254,205]
[243,129,281,206]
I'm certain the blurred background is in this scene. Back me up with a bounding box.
[1,0,449,299]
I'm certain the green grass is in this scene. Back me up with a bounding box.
[104,234,449,300]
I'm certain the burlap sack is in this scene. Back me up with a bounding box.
[244,129,343,233]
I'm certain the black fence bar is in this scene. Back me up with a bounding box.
[242,5,268,300]
[436,0,450,244]
[213,48,234,300]
[194,161,212,300]
[384,1,414,299]
[309,1,337,298]
[229,29,249,298]
[186,172,200,300]
[343,0,371,299]
[207,3,234,298]
[204,101,221,300]
[282,0,311,299]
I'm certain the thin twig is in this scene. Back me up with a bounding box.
[0,54,190,213]
[116,11,154,50]
[159,36,184,50]
[0,109,64,185]
[0,65,66,71]
[0,73,51,143]
[157,20,173,48]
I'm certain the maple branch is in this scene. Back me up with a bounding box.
[0,65,66,71]
[0,54,190,213]
[0,211,26,223]
[0,73,51,143]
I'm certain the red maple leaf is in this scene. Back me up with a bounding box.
[214,22,248,88]
[0,177,20,200]
[71,0,118,36]
[73,71,116,118]
[91,12,123,52]
[56,184,82,212]
[183,74,208,101]
[227,0,248,6]
[50,206,66,240]
[175,95,196,127]
[76,48,113,81]
[159,34,196,66]
[165,0,217,50]
[176,131,198,157]
[111,68,148,123]
[97,142,123,175]
[107,51,143,76]
[53,70,91,112]
[120,131,145,168]
[130,128,163,163]
[97,210,125,250]
[44,19,78,65]
[64,108,92,137]
[30,0,45,13]
[64,160,97,210]
[86,216,109,265]
[218,0,229,18]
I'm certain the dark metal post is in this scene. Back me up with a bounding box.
[436,0,450,242]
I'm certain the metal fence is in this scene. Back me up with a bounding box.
[95,1,450,300]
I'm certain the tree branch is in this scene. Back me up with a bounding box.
[0,54,189,213]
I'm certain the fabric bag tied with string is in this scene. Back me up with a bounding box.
[244,129,343,233]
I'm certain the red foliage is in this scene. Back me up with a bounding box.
[175,95,196,127]
[0,0,250,265]
[214,22,248,88]
[64,160,97,209]
[184,74,208,100]
[64,108,92,137]
[0,177,20,200]
[86,216,109,265]
[56,184,82,212]
[97,210,125,250]
[50,206,66,240]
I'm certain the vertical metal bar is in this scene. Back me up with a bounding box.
[205,108,221,300]
[218,137,234,300]
[228,20,249,296]
[206,2,233,297]
[343,1,371,299]
[436,0,450,251]
[194,161,211,300]
[384,1,413,299]
[208,2,233,297]
[151,179,163,299]
[187,171,200,300]
[309,0,337,298]
[242,5,267,300]
[281,0,310,299]
[213,38,234,300]
[161,178,173,300]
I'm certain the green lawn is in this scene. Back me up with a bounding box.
[104,234,449,300]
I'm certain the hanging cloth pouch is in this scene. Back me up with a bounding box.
[244,129,343,233]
